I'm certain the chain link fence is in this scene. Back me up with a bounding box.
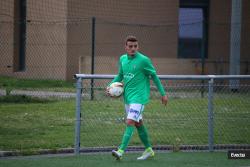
[1,1,250,156]
[1,1,250,80]
[74,74,250,154]
[0,73,250,155]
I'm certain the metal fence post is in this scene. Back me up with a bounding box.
[75,77,82,155]
[91,17,96,100]
[208,78,214,152]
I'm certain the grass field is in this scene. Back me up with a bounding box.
[1,152,250,167]
[0,97,249,153]
[0,100,76,153]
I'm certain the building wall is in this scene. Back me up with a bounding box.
[207,0,250,75]
[21,0,68,80]
[0,0,249,81]
[0,0,14,76]
[0,0,68,80]
[206,0,231,74]
[67,0,250,78]
[66,0,180,80]
[240,0,250,74]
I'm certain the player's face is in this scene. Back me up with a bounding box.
[125,41,139,56]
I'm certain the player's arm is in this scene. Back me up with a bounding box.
[151,74,168,105]
[151,74,166,96]
[110,59,123,84]
[143,58,168,105]
[106,59,123,95]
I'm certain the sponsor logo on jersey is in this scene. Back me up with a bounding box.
[124,73,134,79]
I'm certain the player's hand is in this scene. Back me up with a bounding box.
[106,87,111,96]
[161,95,168,106]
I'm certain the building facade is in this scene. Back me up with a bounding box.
[0,0,249,80]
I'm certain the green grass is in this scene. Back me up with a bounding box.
[0,96,249,153]
[81,97,250,147]
[0,100,76,152]
[1,152,250,167]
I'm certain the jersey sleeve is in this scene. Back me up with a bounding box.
[108,58,123,86]
[151,74,166,96]
[143,58,166,96]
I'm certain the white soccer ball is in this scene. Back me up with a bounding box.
[108,82,124,97]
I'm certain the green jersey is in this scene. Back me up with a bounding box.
[111,52,166,104]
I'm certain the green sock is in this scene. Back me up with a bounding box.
[137,125,151,149]
[119,125,135,151]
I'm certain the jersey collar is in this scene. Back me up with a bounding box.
[127,52,138,60]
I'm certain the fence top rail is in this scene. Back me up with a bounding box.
[74,74,250,80]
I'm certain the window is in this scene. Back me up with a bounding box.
[178,0,209,59]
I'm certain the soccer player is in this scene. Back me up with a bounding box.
[107,35,168,160]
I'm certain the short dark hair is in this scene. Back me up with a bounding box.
[125,35,138,45]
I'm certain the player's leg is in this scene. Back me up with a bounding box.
[136,120,152,150]
[135,118,155,160]
[112,120,135,160]
[112,104,143,160]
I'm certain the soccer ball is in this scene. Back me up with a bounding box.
[108,82,124,97]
